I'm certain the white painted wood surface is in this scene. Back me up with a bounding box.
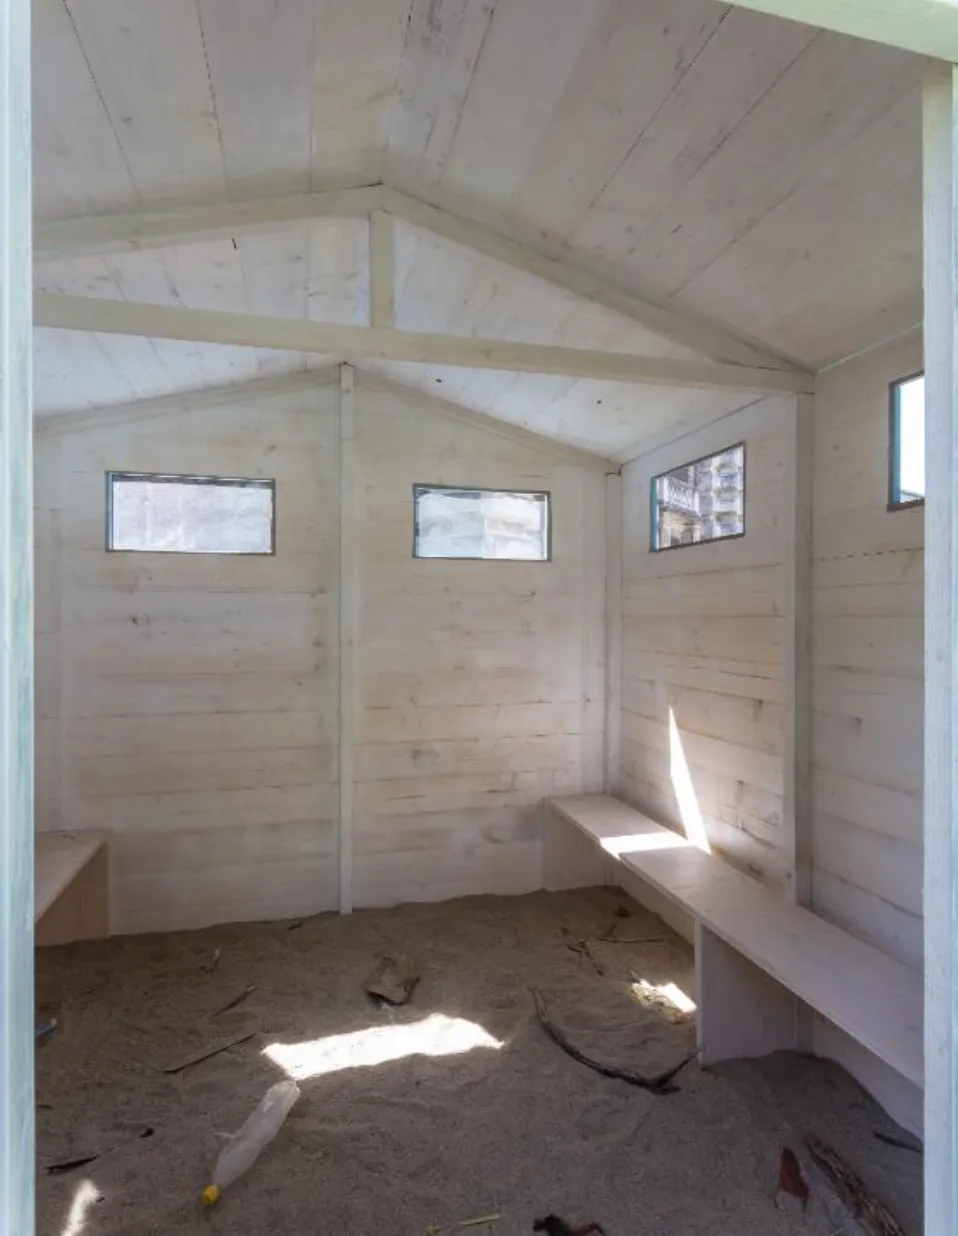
[34,375,342,933]
[922,59,958,1236]
[810,334,924,970]
[350,372,606,907]
[338,365,356,913]
[619,396,793,889]
[550,794,923,1088]
[0,0,33,1228]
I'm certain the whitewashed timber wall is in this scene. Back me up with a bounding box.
[34,375,341,934]
[619,397,793,888]
[33,370,606,932]
[808,335,924,1132]
[352,375,606,906]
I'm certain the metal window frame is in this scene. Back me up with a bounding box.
[412,483,552,562]
[105,470,277,555]
[888,371,926,511]
[649,442,747,553]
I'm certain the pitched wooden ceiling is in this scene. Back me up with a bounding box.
[32,0,923,458]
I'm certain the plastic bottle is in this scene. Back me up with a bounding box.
[201,1079,301,1205]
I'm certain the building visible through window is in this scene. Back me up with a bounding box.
[414,486,550,560]
[890,374,925,508]
[652,444,745,551]
[108,472,275,554]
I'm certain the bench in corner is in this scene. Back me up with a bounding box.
[544,794,922,1093]
[35,830,111,947]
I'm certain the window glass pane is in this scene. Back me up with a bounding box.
[892,374,925,505]
[414,487,550,560]
[652,444,745,552]
[108,473,275,554]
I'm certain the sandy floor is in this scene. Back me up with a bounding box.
[35,888,921,1236]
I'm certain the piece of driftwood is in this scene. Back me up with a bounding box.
[365,953,420,1005]
[209,985,256,1018]
[805,1134,909,1236]
[426,1213,501,1234]
[163,1030,255,1074]
[587,936,667,945]
[776,1146,810,1211]
[533,1215,605,1236]
[874,1131,923,1154]
[46,1127,154,1175]
[529,989,699,1094]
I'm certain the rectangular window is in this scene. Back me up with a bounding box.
[107,472,275,554]
[413,485,550,561]
[651,443,745,552]
[889,373,925,508]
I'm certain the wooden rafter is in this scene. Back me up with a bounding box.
[33,292,814,394]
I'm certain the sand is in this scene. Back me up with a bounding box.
[35,888,921,1236]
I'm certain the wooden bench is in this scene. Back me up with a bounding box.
[545,795,922,1091]
[35,830,111,947]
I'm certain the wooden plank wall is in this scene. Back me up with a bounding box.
[810,334,924,967]
[33,375,341,934]
[619,396,793,888]
[351,374,606,907]
[33,369,607,930]
[808,333,924,1134]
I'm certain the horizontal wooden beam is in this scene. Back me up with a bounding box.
[379,188,801,373]
[33,293,814,394]
[34,183,805,375]
[33,184,381,260]
[726,0,958,61]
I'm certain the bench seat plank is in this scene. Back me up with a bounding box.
[548,795,923,1089]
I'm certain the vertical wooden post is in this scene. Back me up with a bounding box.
[368,211,395,329]
[923,59,958,1236]
[0,0,34,1229]
[604,472,622,795]
[783,393,812,907]
[337,365,356,913]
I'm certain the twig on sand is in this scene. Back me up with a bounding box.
[209,985,256,1019]
[163,1029,255,1074]
[564,939,607,976]
[529,989,700,1094]
[804,1134,908,1236]
[426,1214,501,1235]
[873,1130,922,1154]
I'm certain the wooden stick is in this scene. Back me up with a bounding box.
[530,989,699,1093]
[209,985,256,1019]
[804,1134,909,1236]
[163,1030,255,1074]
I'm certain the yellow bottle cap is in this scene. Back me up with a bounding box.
[201,1185,221,1206]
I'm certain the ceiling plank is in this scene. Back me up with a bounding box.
[725,0,958,61]
[33,292,814,393]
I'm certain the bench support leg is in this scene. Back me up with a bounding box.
[36,848,110,947]
[695,922,797,1064]
[543,805,610,891]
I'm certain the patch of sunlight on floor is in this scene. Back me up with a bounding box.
[263,1014,504,1081]
[668,707,711,853]
[632,976,697,1016]
[61,1180,100,1236]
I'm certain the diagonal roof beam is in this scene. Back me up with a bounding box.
[378,187,802,373]
[34,183,807,375]
[726,0,958,62]
[34,292,813,394]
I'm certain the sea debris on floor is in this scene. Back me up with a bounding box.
[36,1017,58,1044]
[201,1079,301,1205]
[533,1214,605,1236]
[805,1133,908,1236]
[209,985,256,1019]
[46,1126,154,1175]
[560,928,606,975]
[164,1029,255,1074]
[776,1146,810,1211]
[201,949,221,974]
[874,1131,922,1154]
[426,1212,501,1234]
[529,988,699,1094]
[364,953,420,1006]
